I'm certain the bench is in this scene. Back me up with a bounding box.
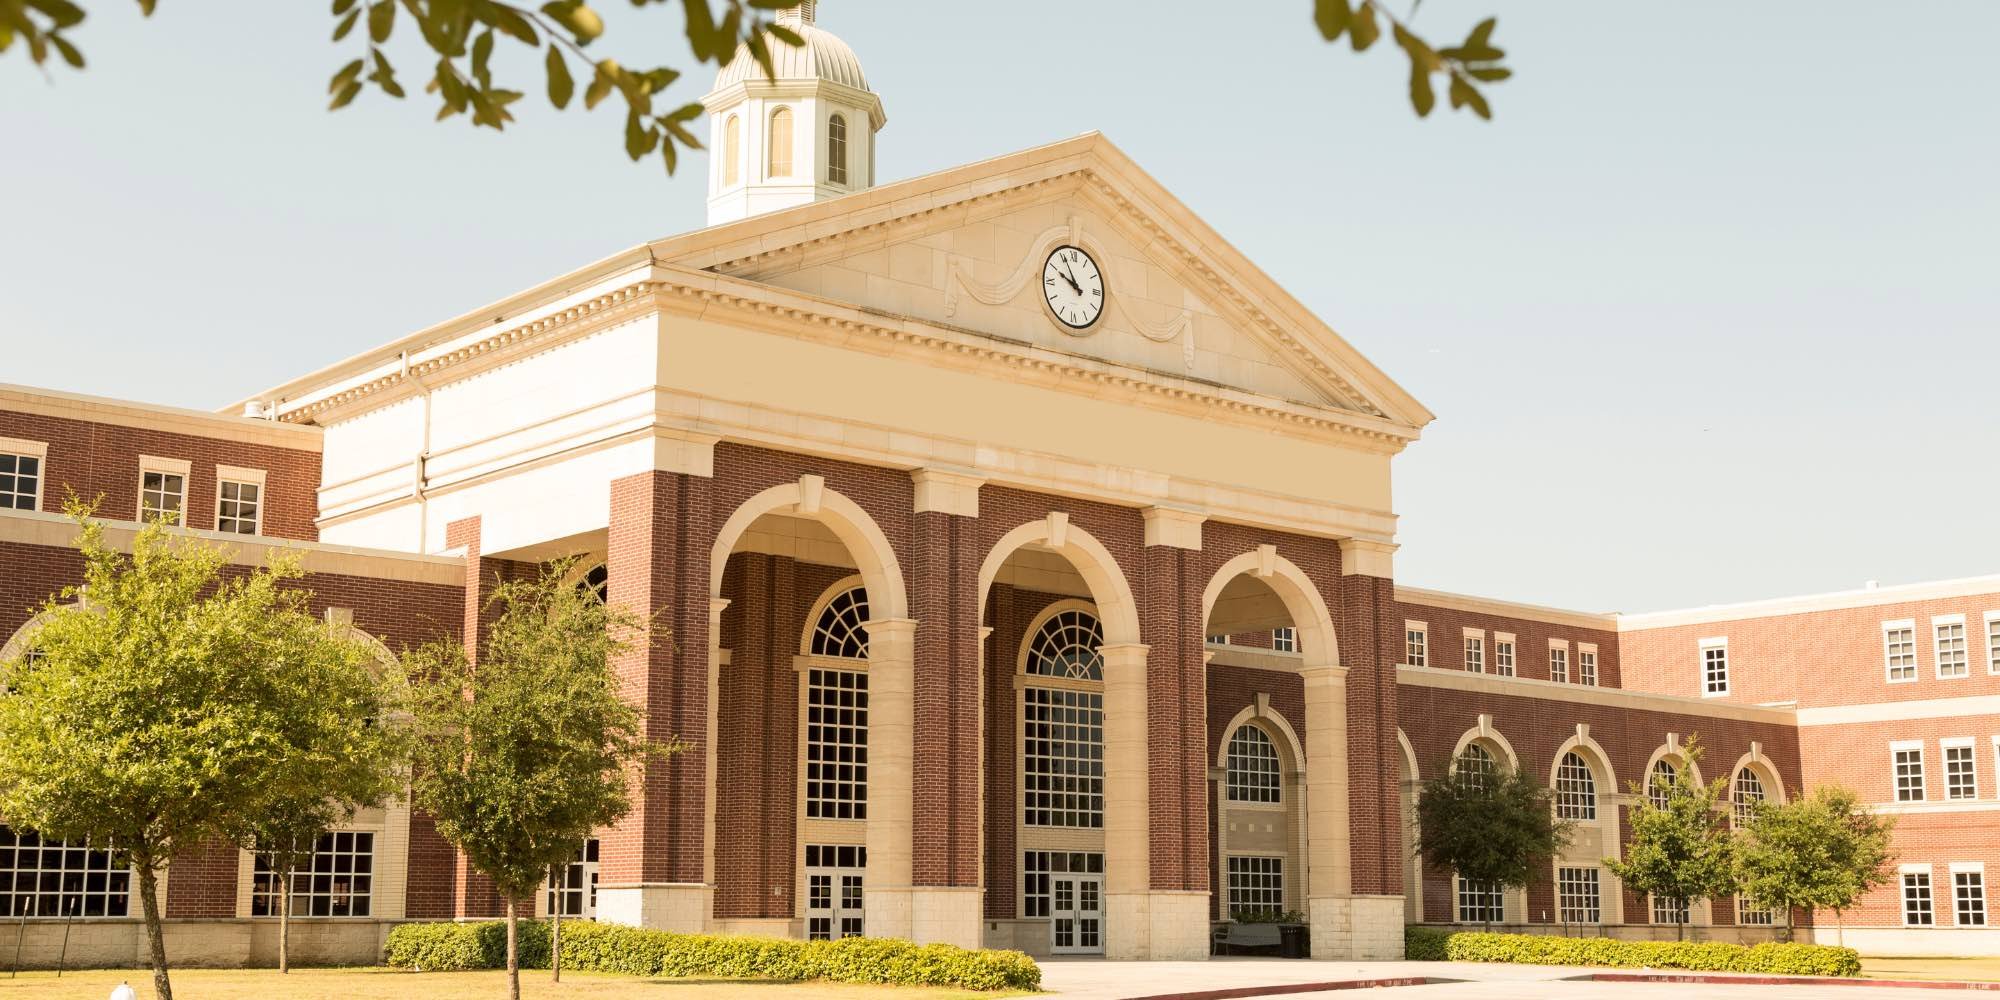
[1211,921,1282,955]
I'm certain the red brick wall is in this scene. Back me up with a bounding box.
[0,410,321,540]
[980,583,1070,920]
[1396,599,1622,689]
[165,837,241,919]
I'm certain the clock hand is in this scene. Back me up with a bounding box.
[1061,263,1083,294]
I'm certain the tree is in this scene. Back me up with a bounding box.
[1416,747,1573,927]
[402,559,675,1000]
[2,0,1510,180]
[239,657,408,977]
[1607,736,1736,941]
[0,507,398,1000]
[1735,785,1896,943]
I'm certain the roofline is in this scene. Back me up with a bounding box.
[1615,572,2000,631]
[4,383,321,451]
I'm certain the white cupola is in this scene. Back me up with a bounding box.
[703,2,886,226]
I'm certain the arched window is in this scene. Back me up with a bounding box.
[722,114,740,186]
[1226,725,1281,803]
[810,586,870,659]
[1554,751,1597,821]
[827,113,848,185]
[576,564,608,604]
[1025,608,1103,681]
[767,107,793,177]
[1732,767,1766,827]
[1648,758,1678,809]
[1455,742,1496,789]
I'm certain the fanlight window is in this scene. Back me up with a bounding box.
[1732,767,1766,827]
[1226,724,1282,803]
[722,115,740,185]
[811,587,870,659]
[1554,751,1597,821]
[827,113,848,185]
[768,107,794,177]
[1456,742,1497,789]
[1025,609,1103,681]
[1648,758,1678,809]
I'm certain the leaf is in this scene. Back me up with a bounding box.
[135,0,155,14]
[1348,1,1379,52]
[659,102,703,149]
[1407,58,1433,117]
[367,0,394,43]
[542,0,602,43]
[25,0,85,29]
[583,60,615,109]
[1466,65,1511,83]
[766,23,802,48]
[371,49,405,98]
[746,30,772,81]
[1449,76,1491,119]
[333,7,360,40]
[329,80,363,110]
[332,0,359,13]
[471,28,493,87]
[486,5,541,45]
[1313,0,1350,42]
[329,57,365,94]
[47,32,81,68]
[545,45,574,108]
[623,111,650,160]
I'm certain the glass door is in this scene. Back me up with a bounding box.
[805,844,866,940]
[1050,874,1103,955]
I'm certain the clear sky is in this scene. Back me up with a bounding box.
[4,1,1996,613]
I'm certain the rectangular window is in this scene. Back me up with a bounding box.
[137,457,188,525]
[1701,639,1729,697]
[0,440,45,512]
[1405,623,1427,667]
[805,668,868,820]
[1023,686,1104,828]
[545,839,599,918]
[1578,646,1598,687]
[1955,869,1988,927]
[1022,851,1101,918]
[1936,617,1969,679]
[0,825,130,917]
[1944,740,1977,800]
[1456,876,1503,924]
[1988,613,2000,675]
[1270,627,1296,653]
[1556,867,1600,924]
[1894,744,1927,802]
[1884,621,1917,683]
[214,468,264,536]
[1903,871,1935,926]
[1463,633,1484,673]
[1651,895,1690,925]
[1737,899,1775,925]
[1493,637,1515,677]
[1549,646,1568,684]
[1226,856,1285,918]
[252,831,373,917]
[1207,634,1230,645]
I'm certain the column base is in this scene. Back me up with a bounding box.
[1106,890,1210,960]
[596,883,711,933]
[863,886,914,940]
[1309,894,1406,959]
[910,887,984,949]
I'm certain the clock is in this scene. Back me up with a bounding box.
[1042,245,1105,330]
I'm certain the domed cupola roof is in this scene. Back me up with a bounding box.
[707,2,872,100]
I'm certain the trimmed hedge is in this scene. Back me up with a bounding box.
[1404,926,1860,978]
[385,920,1040,992]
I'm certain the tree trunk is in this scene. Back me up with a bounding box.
[1784,905,1795,943]
[136,857,174,1000]
[505,897,520,1000]
[1836,908,1845,948]
[278,859,292,975]
[550,864,563,983]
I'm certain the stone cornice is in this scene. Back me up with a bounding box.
[1397,664,1796,726]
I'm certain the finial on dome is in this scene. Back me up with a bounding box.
[777,0,815,26]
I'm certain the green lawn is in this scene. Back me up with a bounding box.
[1861,956,2000,982]
[0,967,1036,1000]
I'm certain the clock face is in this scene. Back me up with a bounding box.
[1042,245,1105,330]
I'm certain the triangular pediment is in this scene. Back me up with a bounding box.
[651,134,1433,430]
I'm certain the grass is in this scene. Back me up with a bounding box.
[1861,956,2000,982]
[0,967,1037,1000]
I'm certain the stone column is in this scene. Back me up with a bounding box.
[907,470,985,947]
[597,468,714,931]
[1099,641,1155,959]
[1302,662,1356,956]
[861,617,917,939]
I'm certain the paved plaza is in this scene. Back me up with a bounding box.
[1037,959,1984,1000]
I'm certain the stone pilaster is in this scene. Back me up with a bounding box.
[861,616,917,940]
[597,470,715,931]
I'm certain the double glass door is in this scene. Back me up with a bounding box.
[806,844,865,940]
[1050,874,1102,954]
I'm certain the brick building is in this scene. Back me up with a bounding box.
[0,8,1992,966]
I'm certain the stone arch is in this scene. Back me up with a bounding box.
[1547,726,1619,801]
[0,608,59,662]
[1727,744,1787,805]
[1197,547,1339,667]
[1450,717,1520,774]
[1213,701,1309,917]
[1397,729,1421,782]
[1216,702,1307,776]
[977,516,1138,644]
[711,479,908,621]
[1396,728,1422,923]
[1640,734,1706,792]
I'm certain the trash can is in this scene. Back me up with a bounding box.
[1278,923,1309,959]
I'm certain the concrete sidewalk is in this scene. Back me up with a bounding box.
[1037,959,1985,1000]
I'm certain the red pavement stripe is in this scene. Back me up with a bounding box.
[1588,973,2000,991]
[1114,977,1435,1000]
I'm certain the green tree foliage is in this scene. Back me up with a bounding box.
[1735,785,1896,942]
[1416,748,1573,925]
[3,0,1510,181]
[0,506,401,1000]
[402,558,677,1000]
[1607,736,1736,941]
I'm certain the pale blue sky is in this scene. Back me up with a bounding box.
[4,2,1996,612]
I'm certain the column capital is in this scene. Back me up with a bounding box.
[1140,506,1205,550]
[1097,641,1151,664]
[1336,537,1396,578]
[1301,662,1351,684]
[861,617,920,642]
[651,427,719,478]
[910,467,984,517]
